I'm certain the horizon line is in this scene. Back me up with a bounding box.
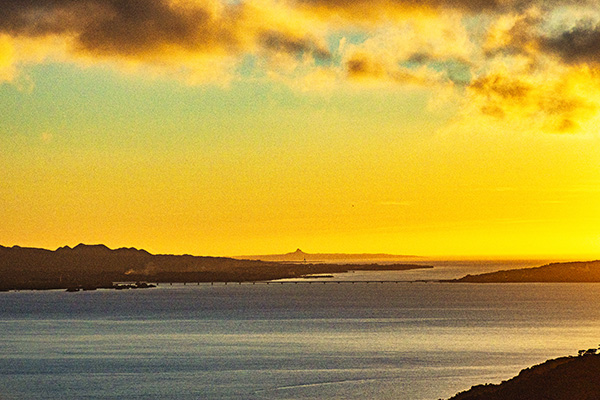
[1,242,597,262]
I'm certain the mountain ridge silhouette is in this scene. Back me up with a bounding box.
[0,244,429,290]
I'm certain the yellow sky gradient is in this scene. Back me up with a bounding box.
[1,0,599,258]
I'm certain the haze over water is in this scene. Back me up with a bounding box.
[2,261,600,400]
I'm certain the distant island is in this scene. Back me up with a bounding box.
[450,260,600,283]
[233,248,420,262]
[0,244,431,291]
[447,351,600,400]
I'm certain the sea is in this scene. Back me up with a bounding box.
[2,259,600,400]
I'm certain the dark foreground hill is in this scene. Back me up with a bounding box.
[451,260,600,283]
[447,353,600,400]
[0,244,431,290]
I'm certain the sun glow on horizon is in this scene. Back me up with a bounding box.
[1,0,599,260]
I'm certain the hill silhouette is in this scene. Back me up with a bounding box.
[447,353,600,400]
[234,248,419,262]
[450,260,600,283]
[0,244,430,290]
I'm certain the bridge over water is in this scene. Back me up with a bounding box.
[152,280,425,286]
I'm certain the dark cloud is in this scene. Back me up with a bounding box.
[470,74,531,100]
[0,0,82,36]
[346,54,385,78]
[0,0,240,57]
[346,53,451,86]
[541,23,600,65]
[296,0,600,21]
[0,0,340,64]
[77,1,215,56]
[259,30,331,61]
[406,53,431,64]
[469,72,597,133]
[297,0,537,15]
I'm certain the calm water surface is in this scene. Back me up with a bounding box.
[1,261,599,399]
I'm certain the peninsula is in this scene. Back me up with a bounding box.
[0,244,431,291]
[450,260,600,283]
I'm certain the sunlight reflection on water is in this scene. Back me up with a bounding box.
[1,274,599,399]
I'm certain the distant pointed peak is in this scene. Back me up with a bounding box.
[294,248,305,254]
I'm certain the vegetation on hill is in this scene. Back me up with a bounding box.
[447,351,600,400]
[451,261,600,283]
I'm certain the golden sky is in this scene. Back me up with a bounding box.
[1,0,599,258]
